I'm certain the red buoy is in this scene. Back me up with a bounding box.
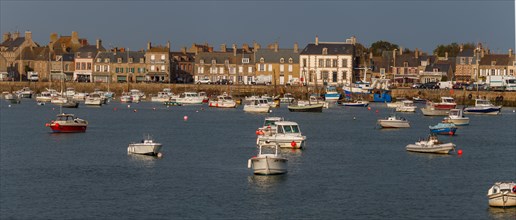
[291,141,297,148]
[449,131,454,135]
[457,149,463,155]
[367,107,371,110]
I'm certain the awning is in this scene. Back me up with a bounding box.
[146,72,168,76]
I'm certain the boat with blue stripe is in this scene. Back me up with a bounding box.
[429,122,458,135]
[464,99,502,115]
[324,86,341,101]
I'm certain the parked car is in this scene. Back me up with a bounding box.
[466,83,488,91]
[197,78,211,84]
[412,83,422,88]
[453,82,469,89]
[421,82,439,89]
[286,78,300,86]
[216,79,233,85]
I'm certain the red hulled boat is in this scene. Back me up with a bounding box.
[431,97,457,110]
[45,113,88,133]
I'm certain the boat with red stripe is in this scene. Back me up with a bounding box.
[45,113,88,133]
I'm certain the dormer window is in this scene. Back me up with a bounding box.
[118,58,122,63]
[260,57,264,63]
[225,60,229,65]
[211,59,216,64]
[280,58,285,63]
[491,61,496,66]
[200,59,204,64]
[403,62,408,67]
[242,58,249,63]
[97,58,102,62]
[289,58,293,63]
[129,58,133,63]
[433,68,439,72]
[105,58,109,63]
[322,48,328,55]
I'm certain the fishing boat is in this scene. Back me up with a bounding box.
[16,87,34,98]
[256,121,306,149]
[342,100,369,107]
[443,109,469,125]
[421,102,450,116]
[429,122,457,135]
[4,93,20,104]
[65,87,76,98]
[487,182,516,207]
[243,97,271,113]
[176,92,204,105]
[280,93,295,103]
[247,143,288,175]
[208,94,237,108]
[464,99,502,115]
[288,100,324,112]
[120,92,133,103]
[84,93,103,106]
[405,134,456,154]
[343,81,372,95]
[324,86,341,102]
[150,92,171,102]
[432,97,457,110]
[256,117,284,135]
[36,89,58,102]
[377,115,410,128]
[396,100,417,112]
[45,113,88,133]
[261,95,280,108]
[127,135,163,156]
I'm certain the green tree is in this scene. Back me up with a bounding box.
[433,42,476,57]
[370,41,399,56]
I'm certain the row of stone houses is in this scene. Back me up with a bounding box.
[1,31,514,85]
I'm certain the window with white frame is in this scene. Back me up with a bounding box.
[322,48,328,55]
[280,58,284,63]
[288,65,292,72]
[242,58,249,63]
[260,57,264,63]
[289,58,293,63]
[97,58,101,62]
[219,67,224,74]
[248,66,252,73]
[200,59,204,64]
[319,59,324,68]
[151,65,155,71]
[268,64,272,71]
[342,59,348,67]
[161,55,165,60]
[280,65,284,72]
[259,64,265,71]
[239,66,243,73]
[151,55,155,60]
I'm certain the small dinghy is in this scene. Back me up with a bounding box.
[487,182,516,207]
[248,143,287,175]
[405,134,456,154]
[443,109,469,125]
[377,115,410,128]
[429,122,458,135]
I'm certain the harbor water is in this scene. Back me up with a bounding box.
[1,100,515,219]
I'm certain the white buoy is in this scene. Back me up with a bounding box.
[353,117,356,120]
[127,104,131,108]
[157,152,163,158]
[196,110,199,113]
[8,105,11,108]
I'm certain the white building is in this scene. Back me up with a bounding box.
[299,36,356,86]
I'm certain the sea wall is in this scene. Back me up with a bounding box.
[2,82,516,106]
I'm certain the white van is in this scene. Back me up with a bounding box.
[28,71,39,81]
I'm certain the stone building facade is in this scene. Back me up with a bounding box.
[145,41,170,82]
[255,42,300,85]
[94,49,146,83]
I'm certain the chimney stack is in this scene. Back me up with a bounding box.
[3,32,11,42]
[147,41,152,50]
[96,39,102,50]
[167,41,171,50]
[25,31,32,41]
[50,32,58,44]
[253,41,259,52]
[445,52,448,59]
[294,42,299,53]
[481,49,485,58]
[415,48,419,59]
[243,43,249,52]
[315,35,319,46]
[369,51,373,59]
[12,32,20,40]
[399,47,403,55]
[71,31,79,43]
[459,44,464,52]
[509,49,513,57]
[232,43,237,56]
[182,47,187,54]
[274,42,278,52]
[220,44,227,52]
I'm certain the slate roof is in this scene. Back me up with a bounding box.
[95,51,145,63]
[457,48,474,57]
[195,52,254,65]
[76,45,105,58]
[16,46,49,61]
[424,63,451,73]
[394,53,419,67]
[1,37,27,51]
[170,52,195,62]
[300,43,354,55]
[255,49,299,63]
[478,54,514,66]
[147,46,169,53]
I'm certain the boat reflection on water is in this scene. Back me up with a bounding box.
[247,175,288,192]
[487,206,516,220]
[127,154,160,168]
[406,151,454,159]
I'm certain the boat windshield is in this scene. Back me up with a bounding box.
[283,125,300,133]
[443,98,454,103]
[57,115,74,121]
[264,120,277,126]
[477,100,490,105]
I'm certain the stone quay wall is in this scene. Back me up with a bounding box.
[1,82,516,106]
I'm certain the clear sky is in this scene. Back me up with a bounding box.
[1,0,514,54]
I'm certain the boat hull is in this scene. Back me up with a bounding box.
[209,101,237,108]
[421,108,449,116]
[127,143,162,156]
[378,120,410,128]
[445,118,469,126]
[430,127,457,135]
[396,107,416,112]
[464,107,501,115]
[288,104,324,112]
[342,103,369,107]
[243,105,270,113]
[406,143,455,154]
[49,124,87,133]
[248,156,288,175]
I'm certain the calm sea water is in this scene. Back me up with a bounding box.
[1,99,515,219]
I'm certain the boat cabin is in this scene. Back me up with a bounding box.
[448,109,464,118]
[180,92,200,98]
[276,121,301,134]
[440,97,455,104]
[475,99,493,106]
[55,113,77,122]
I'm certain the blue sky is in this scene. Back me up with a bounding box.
[1,0,514,54]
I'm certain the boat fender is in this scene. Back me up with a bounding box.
[247,159,252,168]
[55,123,60,127]
[513,185,516,193]
[291,141,297,148]
[468,94,472,100]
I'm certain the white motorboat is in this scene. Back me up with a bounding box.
[72,92,88,102]
[84,93,103,106]
[130,89,144,102]
[405,134,455,154]
[257,121,306,149]
[342,100,369,107]
[262,95,280,108]
[36,89,59,102]
[421,102,450,116]
[243,97,271,113]
[377,115,410,128]
[464,99,502,115]
[176,92,204,104]
[50,96,68,105]
[396,100,417,112]
[443,109,469,125]
[120,92,133,103]
[487,182,516,207]
[247,143,288,175]
[386,101,402,108]
[151,92,171,102]
[280,93,295,103]
[256,117,284,135]
[198,91,209,103]
[16,87,34,98]
[431,97,457,110]
[65,87,76,98]
[208,94,237,108]
[127,136,163,156]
